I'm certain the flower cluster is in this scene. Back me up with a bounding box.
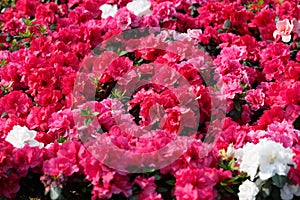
[0,0,299,199]
[235,139,293,181]
[221,137,300,200]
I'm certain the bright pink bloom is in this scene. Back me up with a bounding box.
[174,168,231,200]
[134,176,162,199]
[245,89,265,111]
[288,148,300,185]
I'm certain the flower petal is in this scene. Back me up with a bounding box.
[282,35,291,43]
[273,30,280,39]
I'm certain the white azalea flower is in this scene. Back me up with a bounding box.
[126,0,152,17]
[235,142,260,181]
[5,125,44,148]
[99,4,118,19]
[280,184,300,200]
[257,139,293,180]
[238,180,259,200]
[235,139,293,181]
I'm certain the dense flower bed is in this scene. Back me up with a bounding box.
[0,0,300,199]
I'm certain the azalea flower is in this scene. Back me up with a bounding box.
[187,29,202,40]
[234,142,260,180]
[5,125,44,148]
[292,18,300,37]
[273,19,294,42]
[126,0,152,17]
[238,180,259,200]
[235,139,293,181]
[257,139,293,180]
[99,4,118,19]
[280,183,300,200]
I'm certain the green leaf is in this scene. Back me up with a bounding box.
[141,167,156,173]
[86,106,91,114]
[6,168,11,176]
[50,24,57,31]
[11,39,17,46]
[275,15,279,23]
[23,28,31,38]
[128,195,138,200]
[218,28,225,33]
[171,16,177,21]
[22,18,32,26]
[229,109,241,119]
[118,50,128,56]
[227,175,241,184]
[7,81,13,89]
[1,112,7,118]
[84,118,92,126]
[218,161,227,169]
[1,81,14,94]
[0,59,7,67]
[255,178,265,188]
[157,187,168,193]
[261,181,272,198]
[272,175,287,188]
[231,180,242,185]
[56,136,67,143]
[40,25,47,34]
[220,181,228,186]
[166,179,176,186]
[257,0,264,6]
[6,34,12,42]
[24,42,30,48]
[224,186,235,193]
[228,159,236,170]
[31,23,41,27]
[234,102,241,112]
[240,171,249,179]
[223,19,231,29]
[80,109,88,116]
[154,174,161,181]
[91,77,99,85]
[92,112,100,116]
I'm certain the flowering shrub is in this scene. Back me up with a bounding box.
[0,0,299,199]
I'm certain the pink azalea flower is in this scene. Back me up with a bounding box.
[292,18,300,37]
[273,19,294,42]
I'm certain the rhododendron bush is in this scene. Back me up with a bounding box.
[0,0,300,199]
